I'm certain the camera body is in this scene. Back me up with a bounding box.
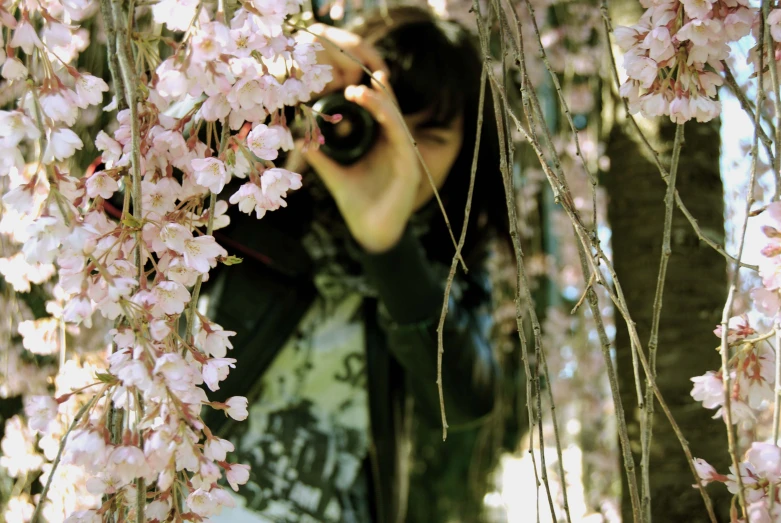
[311,74,378,165]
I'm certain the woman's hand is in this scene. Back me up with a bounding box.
[302,71,422,254]
[297,24,388,97]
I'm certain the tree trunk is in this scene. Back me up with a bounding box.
[603,119,732,522]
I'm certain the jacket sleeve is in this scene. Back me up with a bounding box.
[359,227,499,427]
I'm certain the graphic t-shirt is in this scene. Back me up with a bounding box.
[216,290,371,523]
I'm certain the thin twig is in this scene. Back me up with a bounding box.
[491,38,718,523]
[100,0,127,112]
[641,123,684,522]
[435,62,487,440]
[476,4,570,517]
[521,0,599,236]
[764,0,781,200]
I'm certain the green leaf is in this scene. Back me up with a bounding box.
[221,255,243,266]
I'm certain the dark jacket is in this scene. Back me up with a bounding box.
[203,202,499,523]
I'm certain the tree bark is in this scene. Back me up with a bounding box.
[604,119,732,522]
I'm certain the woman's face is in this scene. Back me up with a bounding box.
[405,110,464,211]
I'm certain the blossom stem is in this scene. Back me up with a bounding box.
[641,123,683,522]
[31,395,97,523]
[768,328,781,513]
[763,0,781,201]
[186,124,231,342]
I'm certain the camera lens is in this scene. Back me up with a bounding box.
[312,93,378,165]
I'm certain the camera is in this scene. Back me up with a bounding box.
[311,74,378,165]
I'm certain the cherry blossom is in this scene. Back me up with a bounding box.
[85,171,119,199]
[226,463,251,491]
[204,437,235,462]
[191,157,231,194]
[23,396,58,433]
[247,123,282,160]
[225,396,249,421]
[202,358,237,391]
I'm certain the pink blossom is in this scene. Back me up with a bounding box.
[191,21,230,63]
[246,123,282,160]
[669,96,692,124]
[10,19,42,55]
[23,396,57,433]
[677,19,721,47]
[714,315,756,343]
[692,458,722,487]
[690,371,723,409]
[724,8,754,41]
[191,157,230,194]
[85,171,119,199]
[739,346,775,409]
[160,222,193,253]
[228,77,264,112]
[770,9,781,42]
[681,0,717,20]
[226,463,251,491]
[64,510,101,523]
[95,130,123,167]
[40,89,79,126]
[74,74,109,108]
[229,181,272,219]
[44,128,84,162]
[186,488,218,517]
[2,58,27,81]
[624,55,658,89]
[261,167,302,208]
[108,445,147,484]
[202,358,236,391]
[152,280,191,316]
[615,26,641,52]
[183,235,228,273]
[225,396,248,420]
[689,96,720,123]
[643,27,674,62]
[746,500,772,523]
[142,178,180,217]
[62,295,93,327]
[63,428,107,471]
[152,0,200,32]
[201,93,231,121]
[746,442,781,482]
[145,499,171,522]
[196,324,236,358]
[0,110,40,145]
[640,92,669,117]
[204,437,235,462]
[161,254,201,286]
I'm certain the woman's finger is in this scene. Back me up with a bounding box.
[310,25,388,86]
[368,70,398,106]
[345,84,408,151]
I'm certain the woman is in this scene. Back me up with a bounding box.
[204,6,509,522]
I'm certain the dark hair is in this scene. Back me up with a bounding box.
[350,6,509,268]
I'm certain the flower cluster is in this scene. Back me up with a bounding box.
[689,313,772,426]
[694,443,781,522]
[615,0,755,122]
[0,0,331,520]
